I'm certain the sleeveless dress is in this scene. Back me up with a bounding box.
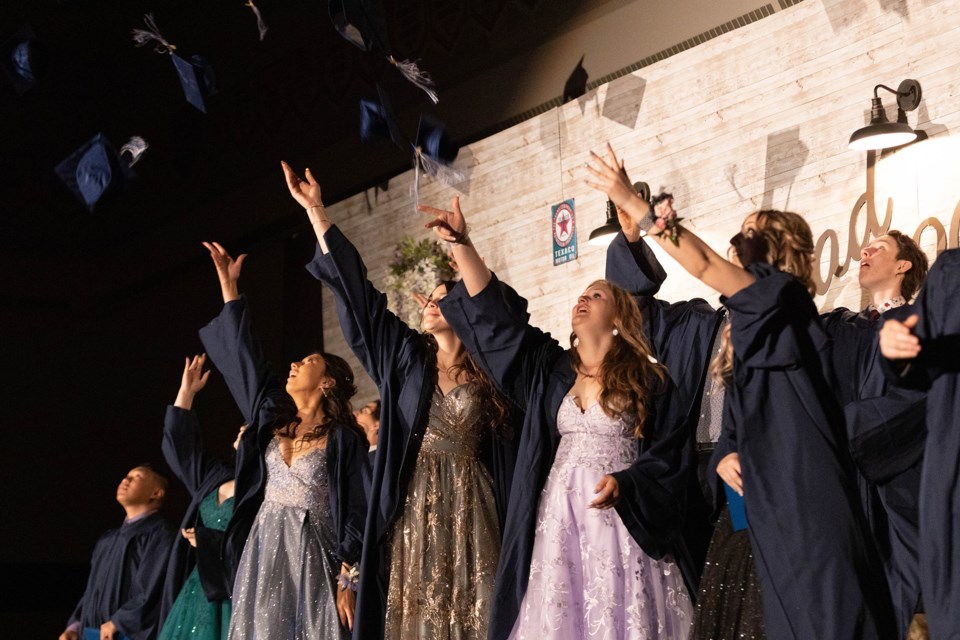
[510,396,693,639]
[228,438,346,640]
[384,384,501,639]
[159,491,234,640]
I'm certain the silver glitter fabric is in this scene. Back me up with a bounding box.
[228,438,347,640]
[384,384,501,640]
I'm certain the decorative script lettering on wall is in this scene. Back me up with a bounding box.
[814,150,960,295]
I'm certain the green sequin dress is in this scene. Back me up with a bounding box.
[159,490,234,640]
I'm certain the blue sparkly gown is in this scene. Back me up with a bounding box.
[159,491,234,640]
[227,439,347,640]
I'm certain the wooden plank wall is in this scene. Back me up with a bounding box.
[321,0,960,401]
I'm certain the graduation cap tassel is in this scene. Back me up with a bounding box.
[131,14,177,55]
[418,151,466,188]
[389,56,438,104]
[412,150,423,214]
[119,136,149,167]
[245,1,269,41]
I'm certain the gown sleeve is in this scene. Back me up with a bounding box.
[439,273,565,408]
[329,425,369,566]
[198,295,291,435]
[610,377,691,557]
[161,406,232,500]
[304,225,420,388]
[110,521,176,638]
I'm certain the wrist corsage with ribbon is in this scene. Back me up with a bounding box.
[650,192,683,246]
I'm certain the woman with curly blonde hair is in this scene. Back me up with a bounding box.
[421,197,695,640]
[589,145,895,640]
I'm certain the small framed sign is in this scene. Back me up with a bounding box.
[551,199,577,266]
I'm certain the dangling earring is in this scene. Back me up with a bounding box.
[573,335,580,347]
[612,328,619,337]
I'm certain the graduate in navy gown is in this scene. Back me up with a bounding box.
[588,143,895,639]
[280,162,515,640]
[820,231,928,637]
[604,192,726,576]
[61,466,177,640]
[198,243,369,639]
[420,197,694,639]
[159,354,240,640]
[879,248,960,640]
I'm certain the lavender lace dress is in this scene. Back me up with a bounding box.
[227,438,346,640]
[509,396,692,640]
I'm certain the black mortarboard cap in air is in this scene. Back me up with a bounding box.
[171,53,217,113]
[132,14,217,113]
[415,113,459,164]
[359,84,404,148]
[1,25,48,95]
[328,0,438,103]
[412,114,464,211]
[54,134,137,212]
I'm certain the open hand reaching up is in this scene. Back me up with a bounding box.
[203,241,246,304]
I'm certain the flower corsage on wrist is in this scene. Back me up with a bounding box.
[649,192,682,246]
[337,563,360,592]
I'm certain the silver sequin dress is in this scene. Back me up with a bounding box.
[384,384,501,640]
[227,438,347,640]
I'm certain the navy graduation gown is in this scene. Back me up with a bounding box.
[606,231,725,564]
[821,307,925,635]
[304,225,517,640]
[440,273,692,640]
[158,406,235,629]
[198,296,369,583]
[880,248,960,640]
[724,263,895,639]
[68,512,176,640]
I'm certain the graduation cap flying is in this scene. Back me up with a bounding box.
[328,0,438,103]
[131,14,218,113]
[1,25,48,95]
[55,134,148,212]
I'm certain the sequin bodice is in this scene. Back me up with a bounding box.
[199,489,233,532]
[420,385,483,458]
[263,438,330,515]
[553,395,638,474]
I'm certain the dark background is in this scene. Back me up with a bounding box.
[0,0,594,634]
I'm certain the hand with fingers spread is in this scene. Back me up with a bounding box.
[585,143,653,229]
[880,314,922,360]
[589,474,621,510]
[174,354,211,410]
[418,195,470,245]
[612,160,642,242]
[202,241,247,304]
[716,452,743,496]
[281,160,327,220]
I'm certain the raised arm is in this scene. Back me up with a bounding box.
[282,161,332,252]
[423,199,565,406]
[418,195,491,296]
[280,162,420,388]
[162,355,232,498]
[198,243,285,426]
[587,144,755,298]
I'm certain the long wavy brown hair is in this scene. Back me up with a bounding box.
[274,351,362,443]
[569,280,668,437]
[711,209,816,385]
[422,280,512,434]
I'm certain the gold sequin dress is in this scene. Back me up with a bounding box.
[384,384,501,640]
